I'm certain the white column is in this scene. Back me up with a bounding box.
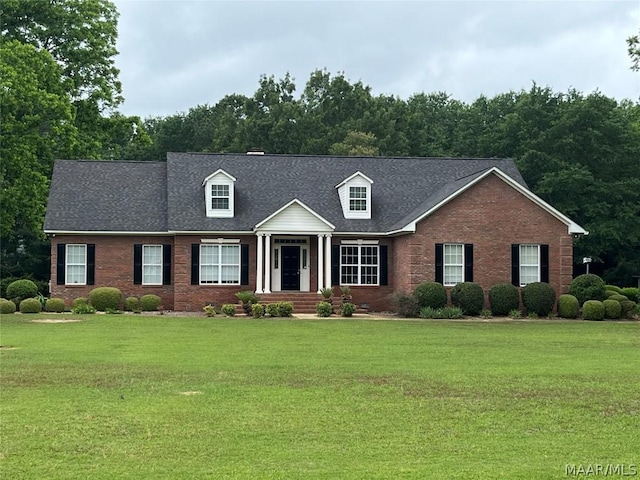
[256,234,264,294]
[264,234,271,293]
[317,234,324,293]
[325,234,332,289]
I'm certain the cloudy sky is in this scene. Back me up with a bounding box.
[113,0,639,118]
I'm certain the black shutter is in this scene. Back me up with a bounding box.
[380,245,388,286]
[191,244,200,285]
[163,245,172,285]
[240,244,249,285]
[56,244,66,285]
[87,244,95,285]
[133,244,142,285]
[435,243,444,284]
[464,244,474,283]
[511,244,520,286]
[540,244,549,283]
[331,244,340,286]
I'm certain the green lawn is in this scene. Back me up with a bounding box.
[1,314,638,479]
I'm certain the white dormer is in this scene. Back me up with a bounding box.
[202,169,236,218]
[335,171,374,219]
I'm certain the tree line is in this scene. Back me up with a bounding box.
[1,0,639,287]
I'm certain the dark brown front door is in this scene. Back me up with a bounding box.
[281,246,300,290]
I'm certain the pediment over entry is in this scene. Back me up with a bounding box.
[254,199,335,233]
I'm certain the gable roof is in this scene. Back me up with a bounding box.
[44,153,585,236]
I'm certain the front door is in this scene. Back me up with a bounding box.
[281,246,300,290]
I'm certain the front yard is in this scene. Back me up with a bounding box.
[1,314,638,479]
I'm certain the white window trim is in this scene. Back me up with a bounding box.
[340,245,379,286]
[519,244,540,287]
[199,244,241,285]
[443,243,464,287]
[142,245,163,286]
[65,244,87,285]
[203,170,236,218]
[336,172,373,220]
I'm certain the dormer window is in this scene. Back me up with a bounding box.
[335,171,373,219]
[203,169,236,218]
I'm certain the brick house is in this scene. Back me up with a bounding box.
[44,153,587,312]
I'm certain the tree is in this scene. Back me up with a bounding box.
[627,28,640,71]
[329,131,379,156]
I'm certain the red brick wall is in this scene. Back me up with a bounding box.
[393,173,574,304]
[50,235,175,308]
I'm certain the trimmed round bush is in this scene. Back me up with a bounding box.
[316,301,332,317]
[88,287,122,311]
[489,283,520,316]
[7,279,38,304]
[19,298,42,313]
[251,303,265,318]
[72,297,88,308]
[45,298,66,313]
[341,302,356,317]
[276,302,293,317]
[0,298,17,314]
[604,284,623,294]
[604,290,616,298]
[603,299,622,319]
[222,304,236,316]
[522,282,556,316]
[139,294,161,311]
[450,282,484,315]
[620,287,639,302]
[413,282,447,309]
[620,300,636,318]
[557,294,579,319]
[569,274,605,305]
[583,300,604,321]
[124,296,139,311]
[608,294,628,303]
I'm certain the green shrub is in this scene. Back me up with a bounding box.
[276,302,293,317]
[603,299,622,319]
[266,303,279,317]
[19,298,42,313]
[251,303,265,318]
[413,282,447,309]
[620,287,639,302]
[341,302,356,317]
[7,279,38,304]
[521,282,556,316]
[222,304,236,316]
[488,283,520,316]
[419,306,463,319]
[620,300,636,319]
[45,298,66,313]
[0,277,19,299]
[583,300,604,321]
[450,282,484,315]
[140,294,161,312]
[557,294,579,319]
[72,297,88,308]
[88,287,122,311]
[604,290,616,298]
[391,292,419,318]
[72,302,96,314]
[480,309,492,319]
[236,290,258,304]
[203,304,217,317]
[316,301,332,317]
[509,309,522,319]
[0,298,17,314]
[569,274,605,305]
[608,294,628,303]
[604,284,623,294]
[124,296,139,311]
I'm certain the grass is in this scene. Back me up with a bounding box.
[1,314,638,479]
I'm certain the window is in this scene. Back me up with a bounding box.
[211,184,230,210]
[519,244,540,286]
[340,245,378,285]
[200,245,240,285]
[66,244,86,285]
[349,186,367,211]
[443,244,464,286]
[142,245,163,285]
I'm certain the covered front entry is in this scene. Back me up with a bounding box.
[253,199,335,294]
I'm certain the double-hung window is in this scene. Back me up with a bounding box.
[200,245,240,285]
[443,244,464,286]
[142,245,163,285]
[340,245,379,285]
[211,184,230,210]
[349,186,367,212]
[519,244,540,286]
[66,244,87,285]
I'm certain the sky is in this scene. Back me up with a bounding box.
[113,0,640,119]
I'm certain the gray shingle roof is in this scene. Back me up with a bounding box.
[45,154,526,233]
